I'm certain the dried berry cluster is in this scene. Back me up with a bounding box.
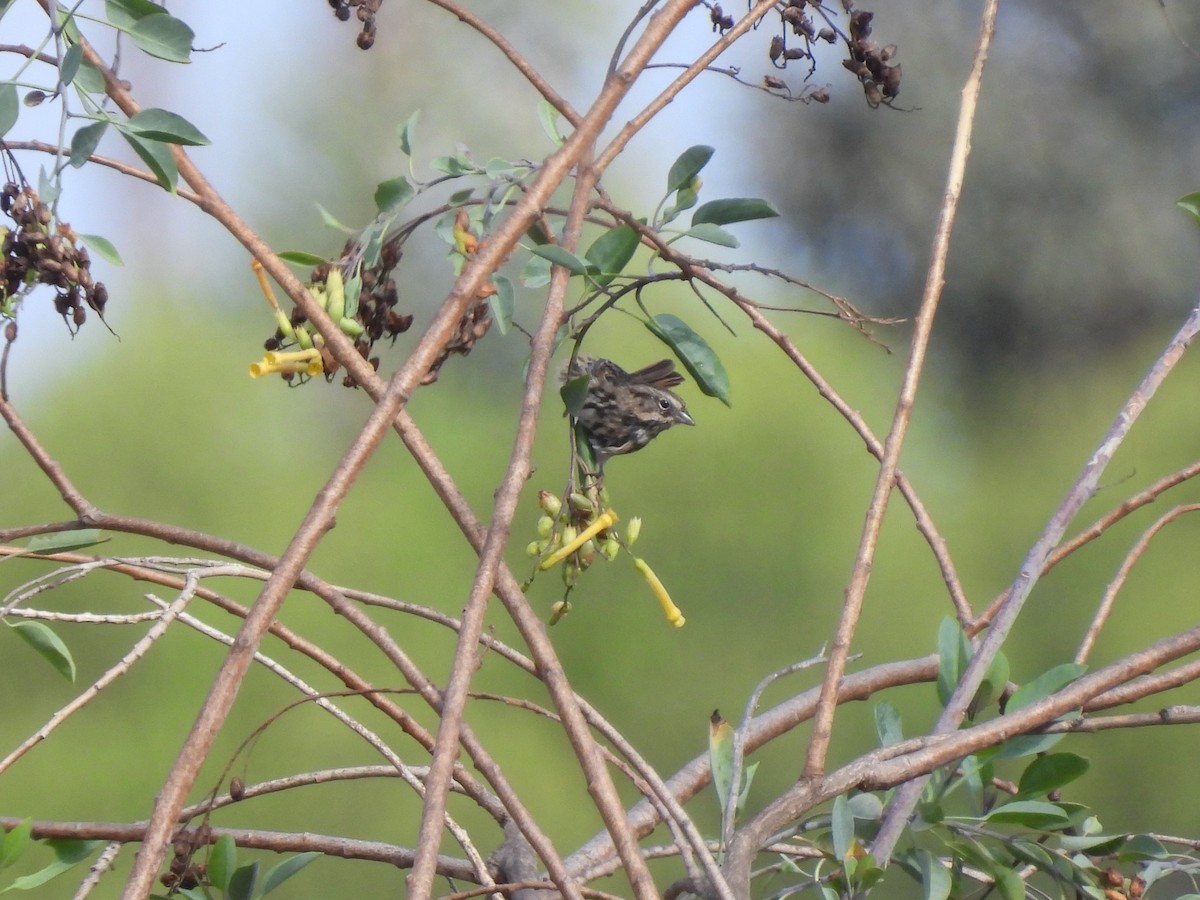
[159,833,209,891]
[421,296,491,386]
[326,0,380,49]
[843,7,902,107]
[710,0,901,106]
[1,182,109,333]
[263,236,414,387]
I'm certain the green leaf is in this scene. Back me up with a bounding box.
[396,110,419,156]
[961,754,991,815]
[935,617,970,706]
[1177,192,1200,227]
[583,224,639,286]
[560,373,589,417]
[666,145,714,194]
[430,153,480,176]
[25,529,108,552]
[260,852,320,896]
[831,793,854,863]
[10,621,76,681]
[969,648,1009,719]
[645,313,731,405]
[679,223,739,248]
[228,861,259,900]
[1007,662,1087,714]
[992,866,1025,900]
[0,83,17,137]
[1017,752,1089,798]
[37,167,59,205]
[692,197,779,226]
[69,121,109,167]
[78,234,123,267]
[122,108,208,145]
[278,250,328,267]
[847,792,883,822]
[60,44,84,86]
[4,839,101,889]
[529,244,594,276]
[127,13,194,63]
[1117,834,1168,862]
[315,203,355,234]
[72,60,106,95]
[874,701,902,747]
[982,800,1070,829]
[520,253,551,288]
[489,274,514,336]
[708,712,734,815]
[374,176,414,214]
[120,130,177,192]
[207,834,236,891]
[0,819,31,869]
[105,0,165,28]
[914,849,950,900]
[991,732,1065,761]
[537,99,564,146]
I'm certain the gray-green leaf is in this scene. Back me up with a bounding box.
[11,621,77,681]
[680,223,739,248]
[122,108,208,145]
[0,82,18,137]
[127,13,194,63]
[692,197,779,226]
[645,313,731,405]
[70,120,108,167]
[666,145,714,194]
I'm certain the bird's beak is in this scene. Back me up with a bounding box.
[677,410,696,427]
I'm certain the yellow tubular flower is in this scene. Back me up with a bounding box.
[633,557,685,627]
[539,510,618,570]
[248,347,323,378]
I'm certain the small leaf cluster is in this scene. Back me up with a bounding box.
[0,1,204,193]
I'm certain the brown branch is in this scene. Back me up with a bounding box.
[972,459,1200,631]
[588,200,973,626]
[804,0,997,784]
[874,293,1200,861]
[422,0,581,127]
[1076,504,1200,664]
[725,621,1200,895]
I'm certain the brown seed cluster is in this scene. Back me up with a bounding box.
[326,0,380,49]
[842,7,902,107]
[159,833,210,891]
[263,235,414,387]
[722,0,900,106]
[421,296,491,386]
[1,182,109,333]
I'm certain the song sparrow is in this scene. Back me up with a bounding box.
[564,355,695,470]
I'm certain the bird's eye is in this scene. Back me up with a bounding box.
[658,398,671,411]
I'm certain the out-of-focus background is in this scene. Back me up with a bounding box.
[4,1,1200,896]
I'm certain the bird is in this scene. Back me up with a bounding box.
[563,355,695,471]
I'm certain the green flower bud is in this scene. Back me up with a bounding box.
[601,537,620,561]
[525,541,543,558]
[549,600,571,625]
[538,490,562,516]
[537,516,555,538]
[568,492,594,513]
[626,516,642,546]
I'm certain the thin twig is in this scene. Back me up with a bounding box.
[804,0,997,784]
[873,298,1200,860]
[1076,504,1200,664]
